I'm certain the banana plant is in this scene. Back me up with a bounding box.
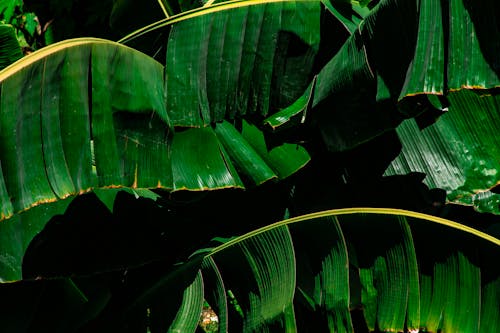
[1,0,500,332]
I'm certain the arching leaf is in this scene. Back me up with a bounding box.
[166,271,204,333]
[0,38,171,222]
[162,208,500,332]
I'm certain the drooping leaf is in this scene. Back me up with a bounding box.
[0,38,169,221]
[260,0,500,214]
[0,36,311,283]
[0,37,307,223]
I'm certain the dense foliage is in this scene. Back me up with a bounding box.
[0,0,499,332]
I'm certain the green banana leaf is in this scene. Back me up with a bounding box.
[0,37,308,218]
[264,0,419,150]
[128,208,500,332]
[162,0,320,127]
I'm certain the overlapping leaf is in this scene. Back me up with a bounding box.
[265,0,419,151]
[0,36,310,217]
[2,208,499,331]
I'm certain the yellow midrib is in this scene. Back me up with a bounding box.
[206,207,500,257]
[118,0,315,44]
[0,37,162,82]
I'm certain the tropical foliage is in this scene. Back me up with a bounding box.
[0,0,499,332]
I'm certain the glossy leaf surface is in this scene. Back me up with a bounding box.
[0,37,309,220]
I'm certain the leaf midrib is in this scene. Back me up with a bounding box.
[206,207,500,257]
[118,0,318,44]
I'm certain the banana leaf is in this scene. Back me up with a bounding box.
[128,208,500,332]
[118,0,375,128]
[161,0,320,127]
[0,37,309,217]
